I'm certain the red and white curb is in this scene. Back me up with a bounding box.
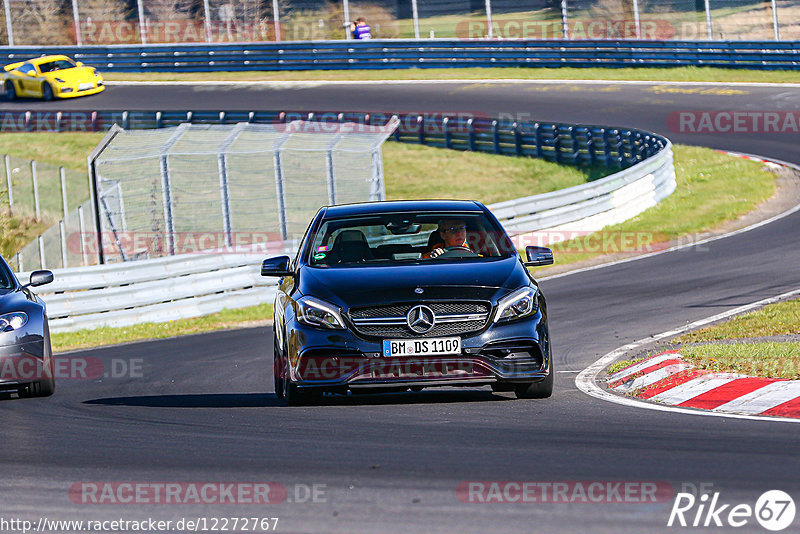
[607,351,800,418]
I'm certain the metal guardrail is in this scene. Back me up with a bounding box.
[12,110,673,332]
[2,40,799,71]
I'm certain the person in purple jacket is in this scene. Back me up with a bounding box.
[351,17,372,39]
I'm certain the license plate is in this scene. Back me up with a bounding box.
[382,337,461,357]
[78,82,94,91]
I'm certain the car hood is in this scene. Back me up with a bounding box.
[298,256,530,309]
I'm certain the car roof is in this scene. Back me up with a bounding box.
[322,199,485,218]
[30,55,71,65]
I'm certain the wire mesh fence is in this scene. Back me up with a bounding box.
[1,0,795,45]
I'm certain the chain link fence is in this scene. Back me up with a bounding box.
[10,119,397,269]
[1,0,796,45]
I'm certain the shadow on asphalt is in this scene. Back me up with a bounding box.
[83,390,515,408]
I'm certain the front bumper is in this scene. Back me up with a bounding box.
[0,335,47,389]
[285,311,550,389]
[56,82,105,98]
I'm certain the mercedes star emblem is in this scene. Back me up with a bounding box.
[406,305,435,333]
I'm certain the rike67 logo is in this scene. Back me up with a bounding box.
[668,488,796,531]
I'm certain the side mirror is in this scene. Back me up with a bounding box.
[26,270,54,288]
[76,61,84,67]
[26,71,37,77]
[261,256,293,277]
[524,246,554,267]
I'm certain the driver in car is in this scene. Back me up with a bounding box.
[424,219,472,258]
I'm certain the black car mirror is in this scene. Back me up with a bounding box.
[261,256,294,277]
[524,246,554,267]
[26,270,54,288]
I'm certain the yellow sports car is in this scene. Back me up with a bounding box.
[3,55,104,101]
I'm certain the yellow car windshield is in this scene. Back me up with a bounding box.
[38,59,76,73]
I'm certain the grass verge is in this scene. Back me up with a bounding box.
[51,303,273,353]
[679,342,800,380]
[675,298,800,343]
[546,145,775,268]
[104,66,800,84]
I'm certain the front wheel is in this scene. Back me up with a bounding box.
[5,81,16,101]
[42,82,54,101]
[514,366,553,399]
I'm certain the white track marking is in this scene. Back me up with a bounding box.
[713,382,800,415]
[648,373,748,405]
[606,353,679,383]
[612,363,693,393]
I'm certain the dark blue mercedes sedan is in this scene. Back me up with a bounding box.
[0,256,55,398]
[262,200,553,405]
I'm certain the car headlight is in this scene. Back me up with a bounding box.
[494,287,539,323]
[93,70,100,77]
[296,296,346,329]
[54,77,65,83]
[0,312,28,332]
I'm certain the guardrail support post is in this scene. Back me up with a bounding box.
[492,120,500,154]
[4,155,13,215]
[443,117,451,149]
[513,122,522,156]
[31,161,41,220]
[467,119,475,151]
[417,115,425,145]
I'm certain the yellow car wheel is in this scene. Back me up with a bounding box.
[4,81,16,101]
[42,82,54,101]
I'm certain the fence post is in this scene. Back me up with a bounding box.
[217,154,233,248]
[17,251,23,272]
[31,161,41,220]
[60,220,68,268]
[343,0,351,39]
[38,236,46,270]
[60,167,69,218]
[632,0,641,39]
[443,117,451,149]
[4,155,13,215]
[492,120,499,154]
[485,0,493,38]
[417,115,425,145]
[411,0,420,39]
[3,0,13,46]
[771,0,780,40]
[467,118,475,151]
[326,150,337,205]
[272,0,281,41]
[70,0,82,45]
[159,154,176,255]
[203,0,213,42]
[703,0,712,39]
[560,0,569,39]
[78,205,88,266]
[136,0,147,44]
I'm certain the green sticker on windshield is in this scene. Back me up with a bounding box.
[314,252,326,260]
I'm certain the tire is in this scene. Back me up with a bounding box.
[5,81,16,101]
[273,333,285,400]
[19,325,56,398]
[42,82,54,101]
[283,379,321,407]
[514,363,554,399]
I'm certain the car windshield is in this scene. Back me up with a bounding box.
[0,259,15,289]
[38,59,76,73]
[307,212,516,267]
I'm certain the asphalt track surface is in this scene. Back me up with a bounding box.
[2,81,800,533]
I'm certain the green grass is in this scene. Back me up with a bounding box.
[676,298,800,343]
[52,303,273,352]
[383,143,605,203]
[607,358,644,375]
[104,66,800,84]
[680,342,800,380]
[547,145,774,268]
